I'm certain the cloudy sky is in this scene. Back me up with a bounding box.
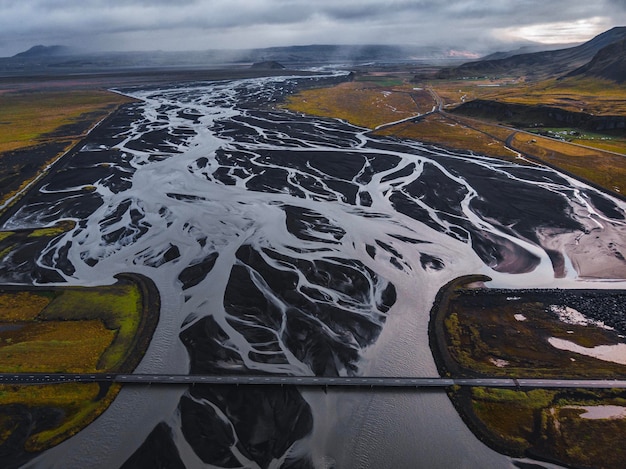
[1,0,625,57]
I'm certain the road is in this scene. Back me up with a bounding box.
[2,373,626,389]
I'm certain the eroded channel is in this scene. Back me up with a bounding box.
[3,74,624,468]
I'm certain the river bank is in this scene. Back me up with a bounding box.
[429,275,626,468]
[0,273,160,468]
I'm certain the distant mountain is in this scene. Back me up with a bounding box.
[250,61,286,70]
[13,45,73,58]
[566,38,626,83]
[479,43,577,61]
[438,26,626,79]
[242,44,478,65]
[0,43,482,77]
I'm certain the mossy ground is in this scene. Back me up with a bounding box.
[468,387,626,468]
[0,90,133,212]
[0,275,155,455]
[432,278,626,468]
[0,90,131,154]
[285,71,626,198]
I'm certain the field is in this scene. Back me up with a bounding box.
[285,71,626,197]
[0,89,133,212]
[430,276,626,468]
[0,90,130,154]
[430,76,626,116]
[0,274,158,457]
[284,78,434,129]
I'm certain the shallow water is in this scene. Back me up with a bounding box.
[6,74,625,468]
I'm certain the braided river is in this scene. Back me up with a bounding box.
[3,73,625,468]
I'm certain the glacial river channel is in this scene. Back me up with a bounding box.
[3,73,625,468]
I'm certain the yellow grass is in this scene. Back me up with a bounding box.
[0,320,115,373]
[0,90,131,153]
[40,283,142,370]
[376,113,516,160]
[0,292,51,321]
[430,77,626,116]
[0,90,133,213]
[284,81,432,129]
[570,138,626,155]
[511,132,626,194]
[0,279,146,452]
[286,75,626,196]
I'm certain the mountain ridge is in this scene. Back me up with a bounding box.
[438,26,626,80]
[13,45,73,58]
[567,37,626,83]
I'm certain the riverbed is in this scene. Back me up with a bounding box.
[4,73,624,468]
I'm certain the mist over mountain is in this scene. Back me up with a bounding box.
[12,45,75,58]
[567,37,626,82]
[479,43,579,61]
[439,26,626,79]
[0,43,486,77]
[2,28,624,80]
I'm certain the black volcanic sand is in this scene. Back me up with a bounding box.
[180,244,396,377]
[429,276,626,466]
[5,73,623,467]
[0,141,71,201]
[163,241,395,467]
[0,68,341,94]
[208,108,589,275]
[123,386,314,469]
[0,224,74,283]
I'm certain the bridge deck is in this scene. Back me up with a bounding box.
[1,373,625,389]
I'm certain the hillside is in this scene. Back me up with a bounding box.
[438,27,626,79]
[13,45,73,58]
[567,37,626,83]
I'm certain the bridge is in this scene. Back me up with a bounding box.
[1,373,626,389]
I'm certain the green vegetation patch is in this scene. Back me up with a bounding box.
[0,274,158,456]
[39,282,142,370]
[468,387,626,468]
[442,287,626,378]
[430,276,626,468]
[0,382,121,453]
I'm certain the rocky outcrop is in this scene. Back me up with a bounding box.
[452,99,626,132]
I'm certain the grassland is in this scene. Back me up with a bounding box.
[510,132,626,195]
[284,79,434,129]
[429,76,626,116]
[376,113,517,161]
[430,276,626,468]
[0,90,131,154]
[0,89,133,213]
[285,71,626,197]
[0,274,159,455]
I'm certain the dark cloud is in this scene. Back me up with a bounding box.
[0,0,624,56]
